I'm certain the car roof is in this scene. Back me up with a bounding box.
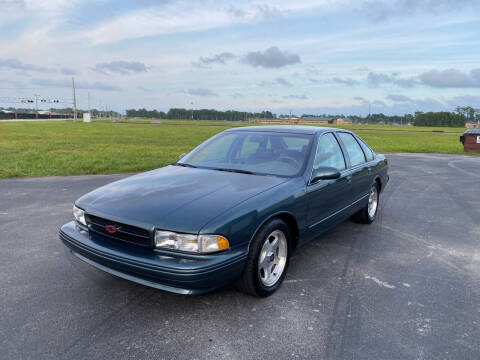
[225,125,346,135]
[464,129,480,135]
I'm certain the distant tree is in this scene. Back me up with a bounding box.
[414,112,466,127]
[467,107,475,122]
[123,108,276,121]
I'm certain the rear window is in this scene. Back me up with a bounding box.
[337,132,366,167]
[357,137,374,161]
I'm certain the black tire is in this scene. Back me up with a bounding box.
[352,182,380,224]
[234,218,291,297]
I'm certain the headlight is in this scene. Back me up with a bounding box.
[154,230,229,253]
[73,204,86,226]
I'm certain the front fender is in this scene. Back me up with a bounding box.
[199,178,307,254]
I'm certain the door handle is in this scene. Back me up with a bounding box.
[346,175,353,182]
[367,167,372,174]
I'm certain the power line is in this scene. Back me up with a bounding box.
[0,87,43,90]
[0,96,70,104]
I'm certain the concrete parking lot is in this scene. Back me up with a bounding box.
[1,153,479,359]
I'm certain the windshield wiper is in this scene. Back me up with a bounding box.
[173,162,197,168]
[212,168,256,175]
[174,163,256,175]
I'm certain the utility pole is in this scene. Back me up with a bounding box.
[367,103,371,125]
[190,101,193,120]
[72,77,77,121]
[34,94,40,111]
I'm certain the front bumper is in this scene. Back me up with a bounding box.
[60,221,247,294]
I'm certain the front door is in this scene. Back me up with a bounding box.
[306,132,351,234]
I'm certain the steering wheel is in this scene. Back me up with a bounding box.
[277,156,301,168]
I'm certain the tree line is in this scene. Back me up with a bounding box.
[125,108,274,121]
[50,108,121,118]
[413,112,467,127]
[456,106,480,123]
[125,108,471,127]
[3,105,478,127]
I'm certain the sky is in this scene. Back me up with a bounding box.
[1,0,480,116]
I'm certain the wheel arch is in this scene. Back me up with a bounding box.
[248,212,300,253]
[374,175,382,193]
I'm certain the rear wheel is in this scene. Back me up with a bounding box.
[235,218,291,297]
[353,183,379,224]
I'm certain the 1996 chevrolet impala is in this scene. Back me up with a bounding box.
[60,126,388,297]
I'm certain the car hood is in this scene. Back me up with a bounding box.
[76,165,289,234]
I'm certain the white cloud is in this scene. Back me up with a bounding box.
[332,77,357,86]
[0,0,82,24]
[81,0,338,45]
[92,61,150,75]
[367,72,417,88]
[31,78,121,91]
[386,94,412,102]
[192,53,236,68]
[419,68,480,88]
[187,88,218,97]
[283,94,308,100]
[358,0,479,21]
[0,58,52,73]
[243,47,301,68]
[257,78,293,87]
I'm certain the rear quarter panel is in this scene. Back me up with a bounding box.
[373,153,389,190]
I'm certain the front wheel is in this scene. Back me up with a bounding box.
[353,183,379,224]
[235,219,291,297]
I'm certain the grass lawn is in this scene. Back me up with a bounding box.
[0,120,470,179]
[317,124,467,133]
[95,118,247,127]
[97,118,467,133]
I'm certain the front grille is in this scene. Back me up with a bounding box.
[85,214,152,247]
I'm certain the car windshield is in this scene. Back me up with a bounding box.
[178,131,314,177]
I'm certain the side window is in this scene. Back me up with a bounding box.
[357,137,374,161]
[337,133,366,167]
[313,133,346,171]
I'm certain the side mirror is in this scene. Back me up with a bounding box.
[310,166,341,184]
[178,153,187,161]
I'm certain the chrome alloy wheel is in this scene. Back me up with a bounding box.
[368,186,378,219]
[258,230,288,287]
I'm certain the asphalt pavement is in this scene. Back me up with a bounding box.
[1,153,479,359]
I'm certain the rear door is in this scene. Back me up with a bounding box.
[335,132,370,211]
[306,132,351,230]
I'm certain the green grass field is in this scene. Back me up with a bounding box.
[316,124,467,133]
[99,118,467,133]
[0,120,471,179]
